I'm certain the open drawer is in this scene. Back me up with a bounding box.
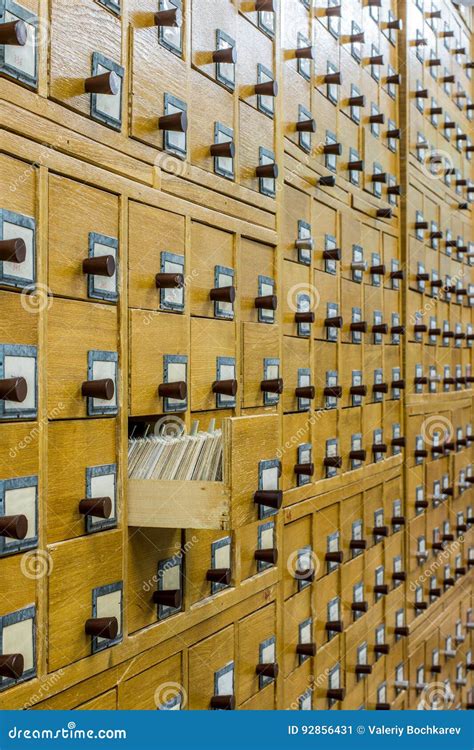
[128,413,281,530]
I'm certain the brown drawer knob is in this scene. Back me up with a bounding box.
[374,584,389,596]
[256,662,278,678]
[158,381,187,400]
[386,18,402,30]
[85,71,120,96]
[325,550,343,563]
[415,88,429,98]
[391,436,405,447]
[0,377,27,403]
[368,55,384,65]
[324,315,343,328]
[256,163,278,179]
[206,568,231,585]
[373,644,390,654]
[370,264,386,274]
[323,142,342,156]
[152,589,182,608]
[351,601,368,612]
[372,383,388,393]
[371,172,387,184]
[0,653,24,679]
[372,443,387,453]
[153,8,182,26]
[210,695,234,710]
[82,379,115,401]
[373,525,388,536]
[295,311,314,324]
[213,46,237,65]
[327,688,345,701]
[0,514,28,540]
[372,323,388,334]
[348,159,364,171]
[390,326,405,336]
[296,118,316,133]
[324,385,342,398]
[325,620,344,632]
[295,385,315,400]
[212,379,238,397]
[155,272,184,289]
[210,141,235,158]
[0,237,27,263]
[324,4,341,15]
[386,73,401,85]
[296,568,315,583]
[295,46,314,60]
[255,294,277,310]
[85,617,118,640]
[0,19,27,46]
[347,32,365,44]
[210,285,235,303]
[392,570,406,581]
[323,247,341,261]
[387,184,401,196]
[158,111,188,132]
[349,449,366,461]
[376,208,392,219]
[324,72,342,85]
[294,462,314,476]
[254,548,278,564]
[261,378,283,394]
[348,94,365,107]
[297,643,316,657]
[254,80,278,97]
[319,175,336,187]
[255,0,276,9]
[350,539,367,551]
[83,255,116,277]
[386,128,401,139]
[455,567,466,575]
[427,58,441,67]
[253,490,283,509]
[79,497,112,519]
[350,384,367,396]
[355,664,372,675]
[376,703,391,710]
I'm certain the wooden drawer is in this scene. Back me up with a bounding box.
[313,268,339,341]
[340,343,363,408]
[191,0,237,88]
[237,13,275,112]
[188,625,235,709]
[48,531,123,672]
[239,101,275,193]
[314,341,337,411]
[50,0,124,129]
[281,259,312,337]
[48,174,119,303]
[184,529,233,606]
[0,154,37,291]
[282,587,313,678]
[281,184,312,264]
[130,0,187,149]
[128,527,182,633]
[47,298,118,419]
[76,690,117,710]
[340,407,363,474]
[0,290,38,423]
[0,0,40,90]
[237,515,279,581]
[241,322,280,408]
[190,317,237,412]
[313,409,338,482]
[47,418,118,544]
[281,413,313,493]
[119,653,183,709]
[129,308,188,417]
[189,68,235,174]
[341,277,363,344]
[0,599,36,692]
[239,238,276,324]
[282,514,313,600]
[190,222,235,319]
[128,202,185,313]
[282,336,311,413]
[237,602,277,704]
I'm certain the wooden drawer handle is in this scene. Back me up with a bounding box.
[355,664,372,675]
[443,120,456,129]
[323,247,341,261]
[212,46,237,64]
[324,455,342,469]
[323,143,342,155]
[0,19,27,45]
[427,57,441,67]
[413,37,428,46]
[256,663,278,678]
[323,72,342,85]
[347,32,364,44]
[369,113,385,124]
[323,386,342,398]
[158,381,187,400]
[83,255,116,277]
[349,540,367,551]
[295,311,314,324]
[349,449,366,461]
[296,117,316,133]
[373,644,389,655]
[369,262,385,274]
[350,321,367,333]
[158,111,188,132]
[0,238,26,263]
[295,46,314,60]
[152,589,182,608]
[368,55,384,65]
[390,269,404,280]
[319,175,335,187]
[85,71,120,96]
[324,315,343,328]
[255,294,277,310]
[386,73,400,85]
[391,379,405,389]
[206,568,231,585]
[253,490,282,509]
[210,695,234,710]
[440,75,455,83]
[348,159,364,171]
[324,4,341,16]
[386,18,402,30]
[294,237,314,250]
[350,385,367,396]
[0,653,24,680]
[376,208,392,219]
[155,272,184,289]
[387,184,401,196]
[0,514,28,540]
[212,379,238,397]
[254,548,278,564]
[296,643,316,657]
[85,617,118,640]
[325,620,343,632]
[348,94,365,107]
[255,163,278,179]
[372,323,388,334]
[210,285,235,302]
[79,497,112,519]
[0,377,27,403]
[392,570,406,580]
[255,0,276,10]
[374,584,389,596]
[325,551,343,563]
[387,127,401,138]
[295,385,314,399]
[153,8,182,27]
[82,379,115,401]
[210,141,235,158]
[373,443,388,454]
[294,462,314,476]
[254,80,278,97]
[260,378,283,394]
[327,688,345,701]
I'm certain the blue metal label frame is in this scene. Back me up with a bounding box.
[87,232,119,302]
[91,581,123,654]
[85,464,117,534]
[0,208,36,288]
[0,605,36,690]
[0,344,37,420]
[90,52,124,131]
[86,350,118,417]
[0,475,38,556]
[0,0,38,88]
